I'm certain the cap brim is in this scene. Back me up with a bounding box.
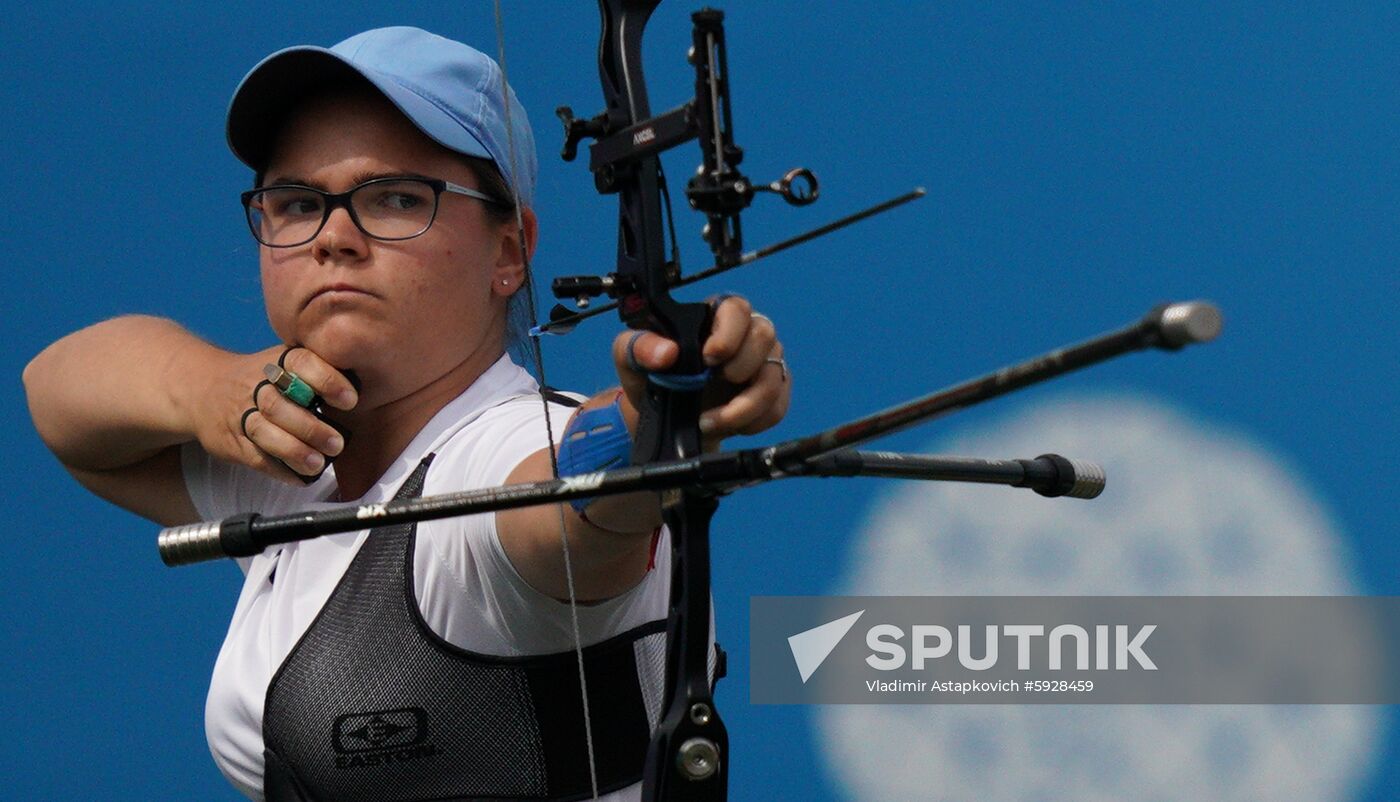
[226,46,495,174]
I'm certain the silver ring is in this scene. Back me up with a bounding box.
[765,356,788,381]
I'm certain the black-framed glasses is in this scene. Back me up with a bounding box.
[240,177,503,248]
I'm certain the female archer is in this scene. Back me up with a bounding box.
[23,26,789,801]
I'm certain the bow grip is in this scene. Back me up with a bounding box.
[630,299,714,466]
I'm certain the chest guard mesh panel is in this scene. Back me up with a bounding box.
[263,455,662,801]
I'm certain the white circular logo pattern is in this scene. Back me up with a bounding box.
[820,395,1380,801]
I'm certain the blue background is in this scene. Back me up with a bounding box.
[4,2,1395,799]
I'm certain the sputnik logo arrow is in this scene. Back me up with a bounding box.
[788,610,865,683]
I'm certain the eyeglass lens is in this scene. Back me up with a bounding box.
[246,180,440,247]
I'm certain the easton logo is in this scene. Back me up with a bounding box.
[633,127,656,146]
[331,706,441,771]
[334,707,427,752]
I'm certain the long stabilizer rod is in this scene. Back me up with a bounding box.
[157,449,1103,566]
[764,300,1221,471]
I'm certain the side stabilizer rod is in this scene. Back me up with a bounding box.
[802,451,1104,499]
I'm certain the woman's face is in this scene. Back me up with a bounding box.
[259,88,525,400]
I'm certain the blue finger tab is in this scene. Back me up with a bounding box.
[646,370,710,392]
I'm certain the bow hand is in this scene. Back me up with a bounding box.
[614,295,790,450]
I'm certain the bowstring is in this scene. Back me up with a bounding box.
[490,2,601,799]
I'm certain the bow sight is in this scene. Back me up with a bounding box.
[547,7,841,334]
[557,10,816,263]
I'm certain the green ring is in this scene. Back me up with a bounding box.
[282,372,316,407]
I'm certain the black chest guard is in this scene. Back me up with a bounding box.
[262,455,666,801]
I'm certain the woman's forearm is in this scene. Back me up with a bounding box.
[23,315,231,471]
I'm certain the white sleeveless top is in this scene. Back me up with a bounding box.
[184,356,673,800]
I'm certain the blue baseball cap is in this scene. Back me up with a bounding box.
[226,26,536,205]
